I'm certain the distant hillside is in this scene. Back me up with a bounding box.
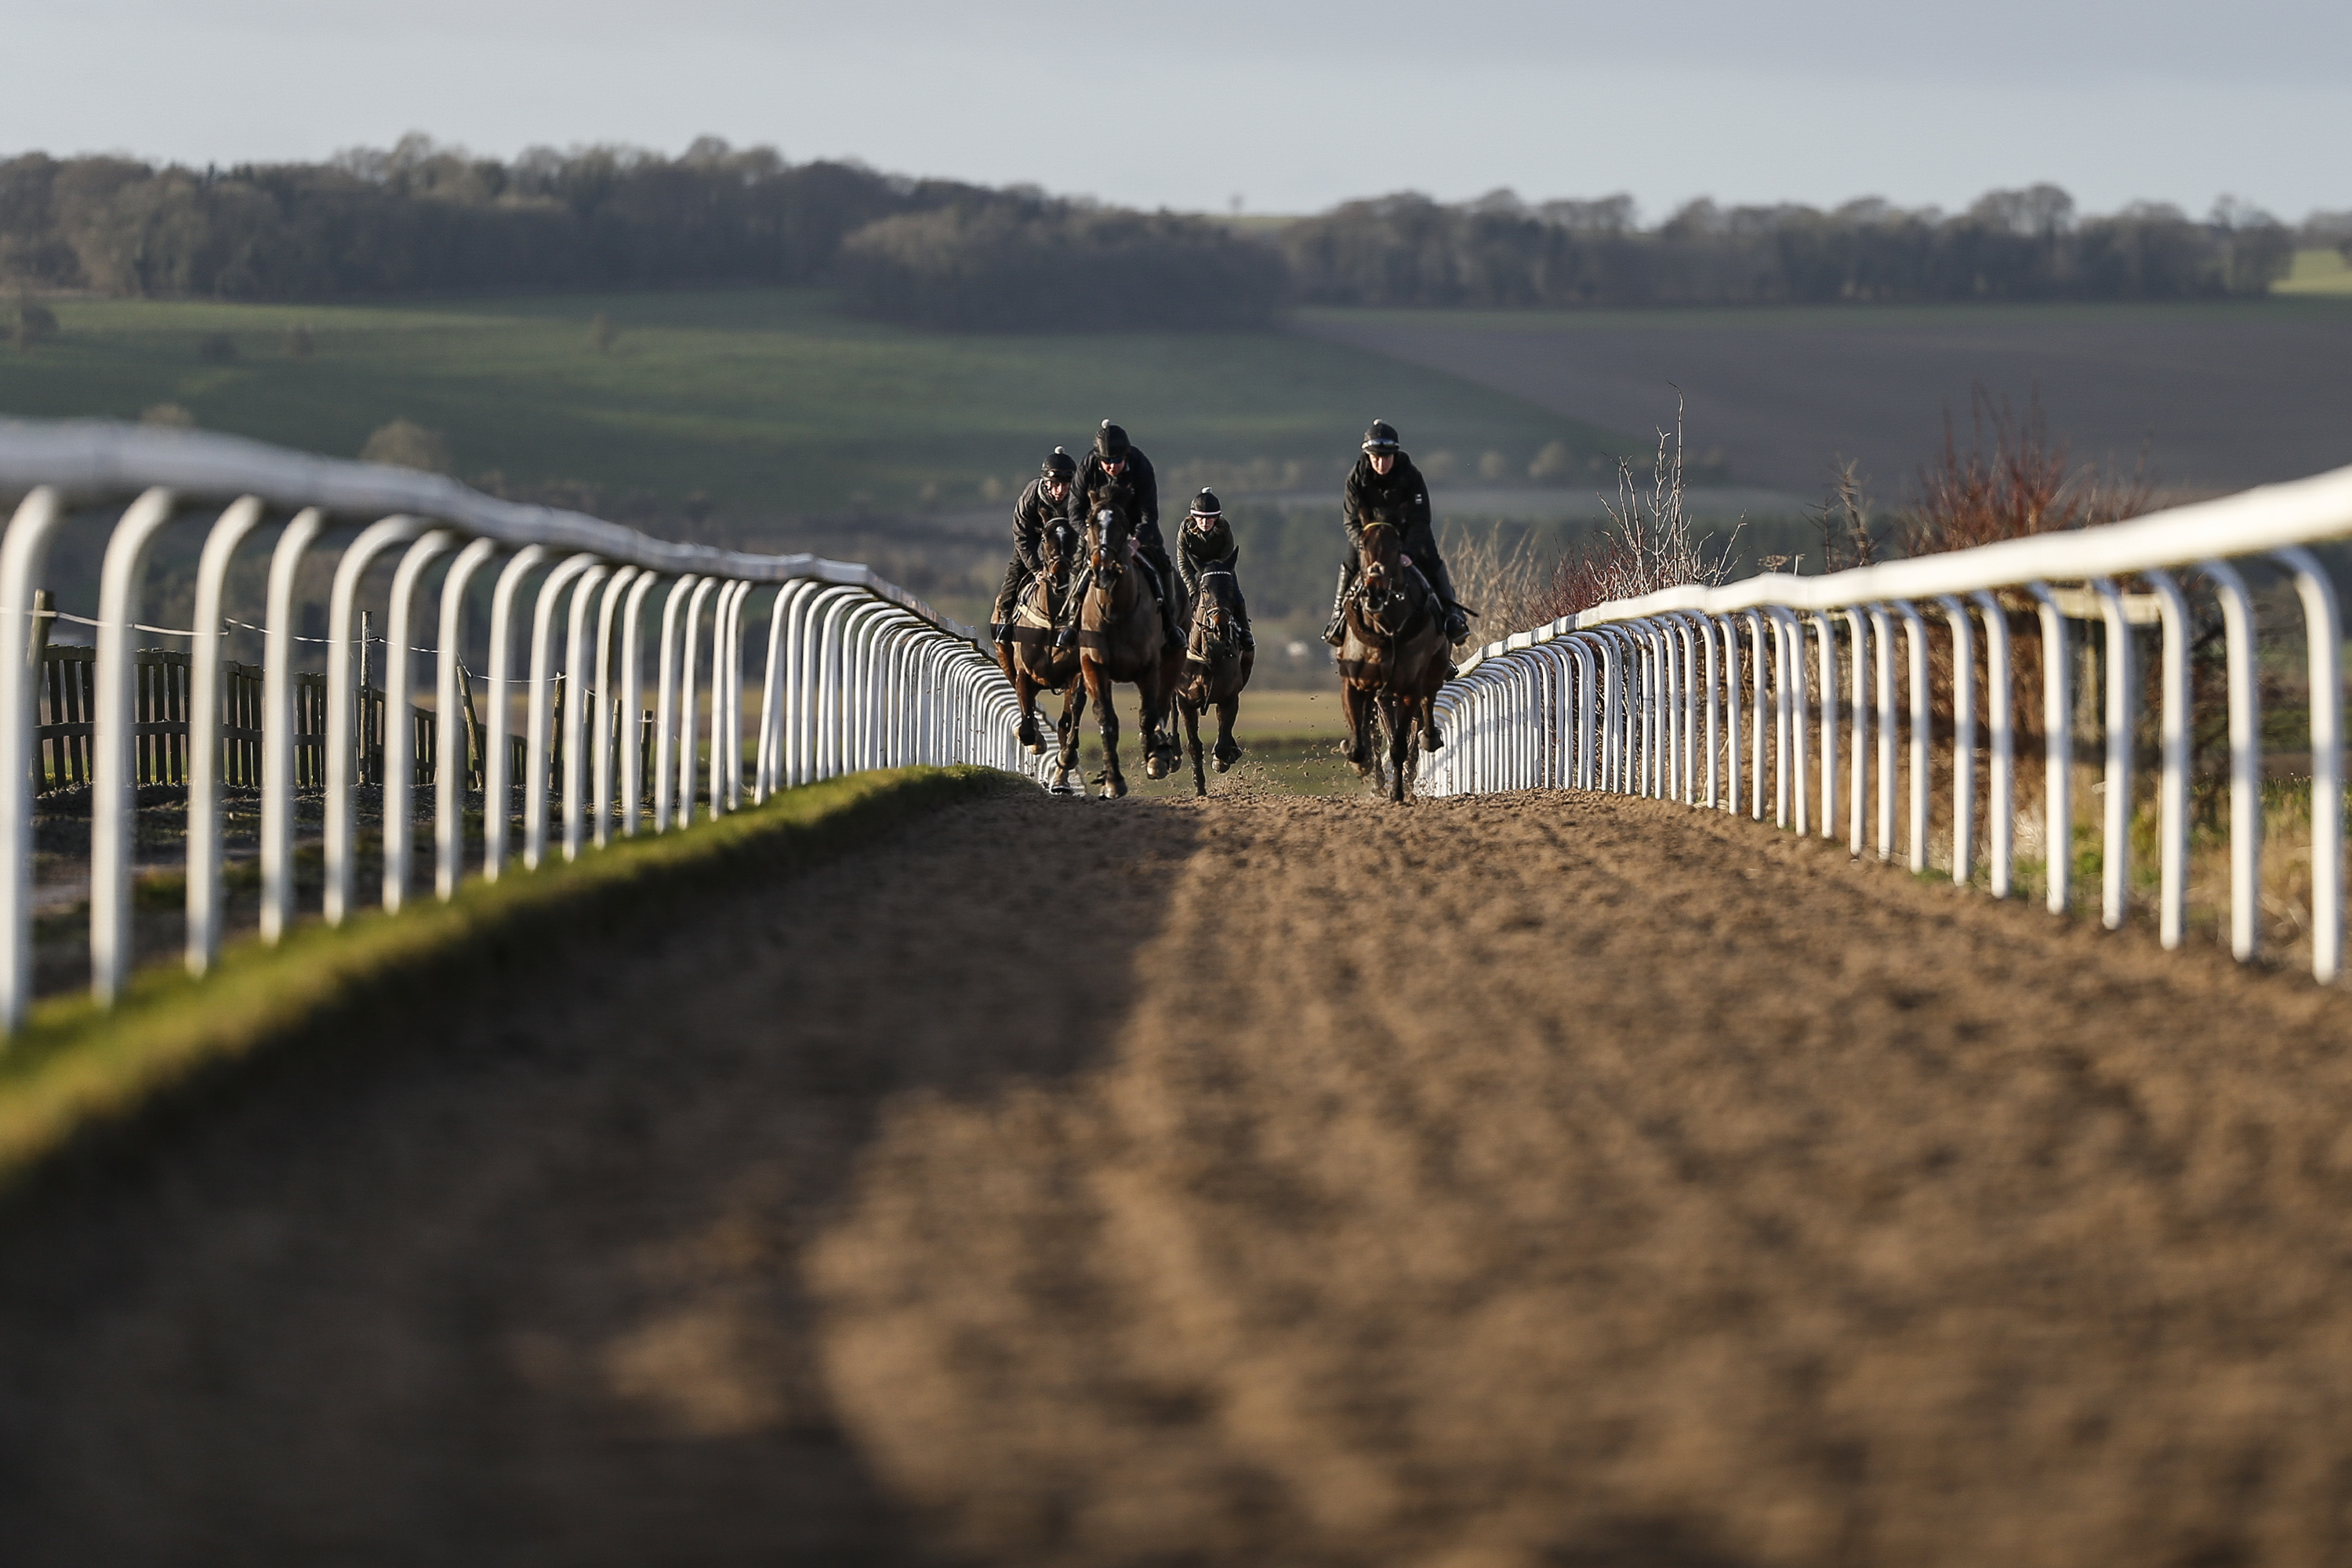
[0,136,2328,322]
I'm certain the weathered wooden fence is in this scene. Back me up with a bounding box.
[34,644,408,796]
[34,642,655,807]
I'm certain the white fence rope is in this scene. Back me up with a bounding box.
[1423,462,2352,984]
[0,419,1044,1032]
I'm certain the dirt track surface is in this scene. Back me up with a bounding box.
[10,789,2352,1566]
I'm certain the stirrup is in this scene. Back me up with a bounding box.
[1322,613,1345,647]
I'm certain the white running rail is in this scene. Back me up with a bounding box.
[0,420,1036,1033]
[1424,463,2352,982]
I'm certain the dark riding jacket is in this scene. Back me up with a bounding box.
[1342,451,1437,558]
[1067,445,1164,557]
[1010,476,1065,575]
[1177,514,1240,602]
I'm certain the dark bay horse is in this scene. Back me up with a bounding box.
[1065,481,1180,798]
[1174,563,1253,797]
[995,519,1088,793]
[1336,517,1450,801]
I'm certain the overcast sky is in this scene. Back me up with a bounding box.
[17,0,2348,221]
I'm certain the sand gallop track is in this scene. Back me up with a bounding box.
[9,789,2352,1567]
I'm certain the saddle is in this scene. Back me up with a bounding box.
[1071,547,1167,616]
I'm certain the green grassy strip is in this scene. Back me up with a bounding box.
[0,765,1020,1189]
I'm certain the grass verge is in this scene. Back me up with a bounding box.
[0,765,1018,1192]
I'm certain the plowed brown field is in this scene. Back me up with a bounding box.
[8,789,2352,1566]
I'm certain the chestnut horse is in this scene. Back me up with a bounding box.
[1065,481,1181,797]
[1336,517,1450,801]
[995,519,1090,793]
[1174,563,1254,797]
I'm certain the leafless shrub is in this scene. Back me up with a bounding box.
[361,419,452,474]
[1905,387,2150,555]
[1812,459,1887,573]
[1537,399,1738,619]
[1440,524,1552,639]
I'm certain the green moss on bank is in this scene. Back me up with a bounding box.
[0,766,1018,1189]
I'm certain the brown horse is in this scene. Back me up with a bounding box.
[995,519,1090,793]
[1065,481,1181,798]
[1174,562,1253,797]
[1336,517,1451,801]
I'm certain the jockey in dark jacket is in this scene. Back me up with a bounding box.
[1063,419,1182,653]
[1177,488,1253,651]
[1322,419,1471,646]
[991,447,1077,644]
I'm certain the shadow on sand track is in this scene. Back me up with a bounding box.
[0,790,1198,1566]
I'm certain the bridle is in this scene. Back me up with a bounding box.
[1353,518,1420,637]
[1189,564,1242,653]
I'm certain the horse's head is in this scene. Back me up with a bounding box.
[1043,520,1078,583]
[1189,566,1244,655]
[1358,515,1403,593]
[1087,480,1134,579]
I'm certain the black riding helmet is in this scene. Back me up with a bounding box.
[1362,419,1400,452]
[1040,446,1076,481]
[1187,487,1222,517]
[1096,419,1131,462]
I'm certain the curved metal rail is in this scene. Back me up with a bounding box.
[1425,463,2352,982]
[0,420,1039,1032]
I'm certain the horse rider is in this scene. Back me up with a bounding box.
[1176,487,1254,652]
[1322,419,1471,647]
[1063,419,1184,653]
[992,446,1078,648]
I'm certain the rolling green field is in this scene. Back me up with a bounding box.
[2278,248,2352,296]
[0,290,1628,526]
[1302,296,2352,335]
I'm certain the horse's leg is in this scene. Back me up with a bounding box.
[1054,679,1086,791]
[1214,691,1241,771]
[1087,659,1126,798]
[1013,665,1044,753]
[1341,683,1372,772]
[1387,691,1410,802]
[1182,694,1206,797]
[1143,651,1179,780]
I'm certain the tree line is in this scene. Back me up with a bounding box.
[0,136,2314,323]
[0,135,1279,329]
[1276,186,2300,307]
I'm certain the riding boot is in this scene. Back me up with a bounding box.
[1321,561,1356,647]
[992,559,1028,644]
[1237,615,1256,653]
[1055,565,1088,652]
[1143,546,1184,652]
[1423,554,1471,644]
